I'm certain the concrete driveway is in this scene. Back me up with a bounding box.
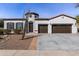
[37,34,79,50]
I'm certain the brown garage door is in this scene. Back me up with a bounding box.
[52,24,72,33]
[38,24,48,33]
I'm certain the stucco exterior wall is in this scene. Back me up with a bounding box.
[33,16,77,33]
[50,16,75,24]
[4,15,78,34]
[34,21,49,33]
[49,16,77,33]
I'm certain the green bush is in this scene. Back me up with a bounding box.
[0,20,4,28]
[0,29,23,35]
[4,29,11,34]
[14,29,22,34]
[0,29,4,35]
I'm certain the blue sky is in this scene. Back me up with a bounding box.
[0,3,79,18]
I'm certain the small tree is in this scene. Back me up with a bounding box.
[76,16,79,24]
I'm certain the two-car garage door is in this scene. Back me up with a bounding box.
[52,24,72,33]
[38,24,72,33]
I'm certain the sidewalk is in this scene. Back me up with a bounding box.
[0,50,79,56]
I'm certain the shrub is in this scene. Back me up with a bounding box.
[14,29,22,34]
[0,20,4,28]
[4,29,11,34]
[0,29,4,35]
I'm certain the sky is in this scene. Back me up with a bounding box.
[0,3,79,18]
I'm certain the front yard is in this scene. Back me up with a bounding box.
[0,34,37,50]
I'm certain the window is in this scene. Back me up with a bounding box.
[16,22,23,30]
[7,22,14,30]
[35,15,39,18]
[30,14,32,18]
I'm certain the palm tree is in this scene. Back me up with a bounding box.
[21,19,28,40]
[75,3,79,32]
[21,10,31,40]
[21,10,27,40]
[75,3,79,24]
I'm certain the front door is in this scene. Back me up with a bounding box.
[29,22,33,32]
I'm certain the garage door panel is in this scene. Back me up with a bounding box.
[38,24,48,33]
[53,29,66,33]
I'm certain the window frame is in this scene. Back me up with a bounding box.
[16,22,23,30]
[7,22,14,30]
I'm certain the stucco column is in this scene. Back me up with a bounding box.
[14,23,16,29]
[72,24,77,33]
[4,22,7,29]
[48,24,52,34]
[33,22,38,33]
[23,21,25,30]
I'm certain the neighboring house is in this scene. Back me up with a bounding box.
[3,12,77,33]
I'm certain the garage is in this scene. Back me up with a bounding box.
[38,24,48,33]
[52,24,72,33]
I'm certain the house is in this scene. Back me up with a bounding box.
[3,12,78,33]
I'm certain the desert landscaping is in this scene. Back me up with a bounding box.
[0,34,37,50]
